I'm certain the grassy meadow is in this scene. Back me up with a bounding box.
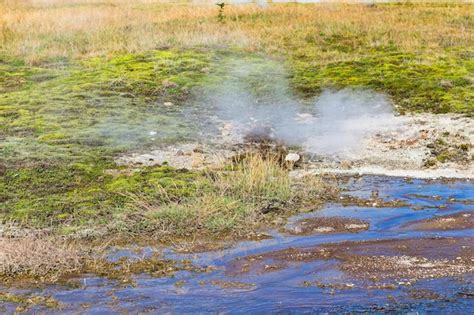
[0,0,473,249]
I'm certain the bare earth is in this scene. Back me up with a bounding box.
[116,113,473,179]
[401,212,474,231]
[297,113,473,179]
[226,237,474,284]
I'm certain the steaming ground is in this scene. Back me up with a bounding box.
[117,57,473,179]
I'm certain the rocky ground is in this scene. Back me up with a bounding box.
[299,113,473,179]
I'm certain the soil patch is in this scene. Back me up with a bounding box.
[401,212,474,231]
[226,237,473,284]
[116,143,235,170]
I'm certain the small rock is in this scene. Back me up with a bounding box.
[314,227,335,233]
[162,80,178,88]
[295,113,314,123]
[340,160,352,169]
[439,79,453,88]
[193,145,204,153]
[292,226,302,234]
[222,122,233,131]
[163,101,174,107]
[345,223,368,230]
[285,153,300,163]
[120,92,135,98]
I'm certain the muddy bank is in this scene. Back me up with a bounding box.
[401,212,474,231]
[226,237,474,284]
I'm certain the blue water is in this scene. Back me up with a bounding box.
[1,176,473,313]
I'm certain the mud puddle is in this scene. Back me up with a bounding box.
[1,176,473,313]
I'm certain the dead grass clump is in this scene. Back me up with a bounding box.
[0,236,83,281]
[218,153,292,203]
[0,236,200,286]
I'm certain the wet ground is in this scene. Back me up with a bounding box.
[1,176,473,313]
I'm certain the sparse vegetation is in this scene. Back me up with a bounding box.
[424,134,472,167]
[0,291,62,312]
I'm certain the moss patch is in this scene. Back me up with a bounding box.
[291,50,473,114]
[1,49,212,232]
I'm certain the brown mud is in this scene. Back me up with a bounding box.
[401,212,474,231]
[226,237,474,284]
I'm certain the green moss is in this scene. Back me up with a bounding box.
[38,132,67,142]
[291,50,473,114]
[105,166,201,201]
[0,56,57,93]
[1,49,211,168]
[1,157,205,229]
[76,50,210,98]
[0,48,214,230]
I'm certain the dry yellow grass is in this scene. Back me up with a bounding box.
[219,153,292,202]
[0,235,197,285]
[118,152,334,239]
[1,0,472,64]
[0,236,83,279]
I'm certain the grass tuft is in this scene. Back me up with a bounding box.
[115,153,334,240]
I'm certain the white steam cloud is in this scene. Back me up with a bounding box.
[198,58,401,158]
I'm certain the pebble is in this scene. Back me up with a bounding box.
[285,153,300,163]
